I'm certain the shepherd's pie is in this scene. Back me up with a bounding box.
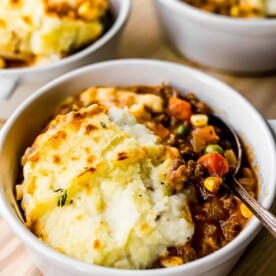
[0,0,110,68]
[17,85,258,269]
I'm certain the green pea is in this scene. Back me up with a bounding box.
[205,144,224,154]
[177,124,189,136]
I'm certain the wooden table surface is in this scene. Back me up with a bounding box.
[0,0,275,275]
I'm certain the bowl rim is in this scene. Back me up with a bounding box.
[0,0,131,76]
[0,59,275,275]
[157,0,276,26]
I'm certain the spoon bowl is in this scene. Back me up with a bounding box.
[209,114,276,238]
[209,115,242,176]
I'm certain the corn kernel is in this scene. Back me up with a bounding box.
[77,2,99,21]
[230,6,240,17]
[204,176,222,194]
[160,256,183,267]
[15,184,23,200]
[243,167,254,178]
[240,203,253,218]
[0,57,6,68]
[0,19,6,28]
[94,0,108,10]
[190,114,208,127]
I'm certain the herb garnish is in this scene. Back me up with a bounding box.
[100,121,107,128]
[54,188,67,207]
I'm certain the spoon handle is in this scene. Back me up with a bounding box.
[233,177,276,238]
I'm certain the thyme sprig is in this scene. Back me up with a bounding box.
[54,188,68,207]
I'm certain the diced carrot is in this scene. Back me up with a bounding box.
[168,97,192,121]
[192,126,219,152]
[193,125,218,142]
[153,123,170,139]
[198,152,229,176]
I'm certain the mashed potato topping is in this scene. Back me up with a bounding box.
[0,0,109,68]
[19,103,194,269]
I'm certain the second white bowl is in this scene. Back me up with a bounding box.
[0,0,131,119]
[154,0,276,73]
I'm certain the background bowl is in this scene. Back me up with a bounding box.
[0,59,275,276]
[0,0,131,119]
[154,0,276,73]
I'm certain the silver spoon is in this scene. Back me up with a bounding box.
[209,115,276,238]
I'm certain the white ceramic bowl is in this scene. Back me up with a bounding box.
[0,59,275,276]
[0,0,131,119]
[154,0,276,73]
